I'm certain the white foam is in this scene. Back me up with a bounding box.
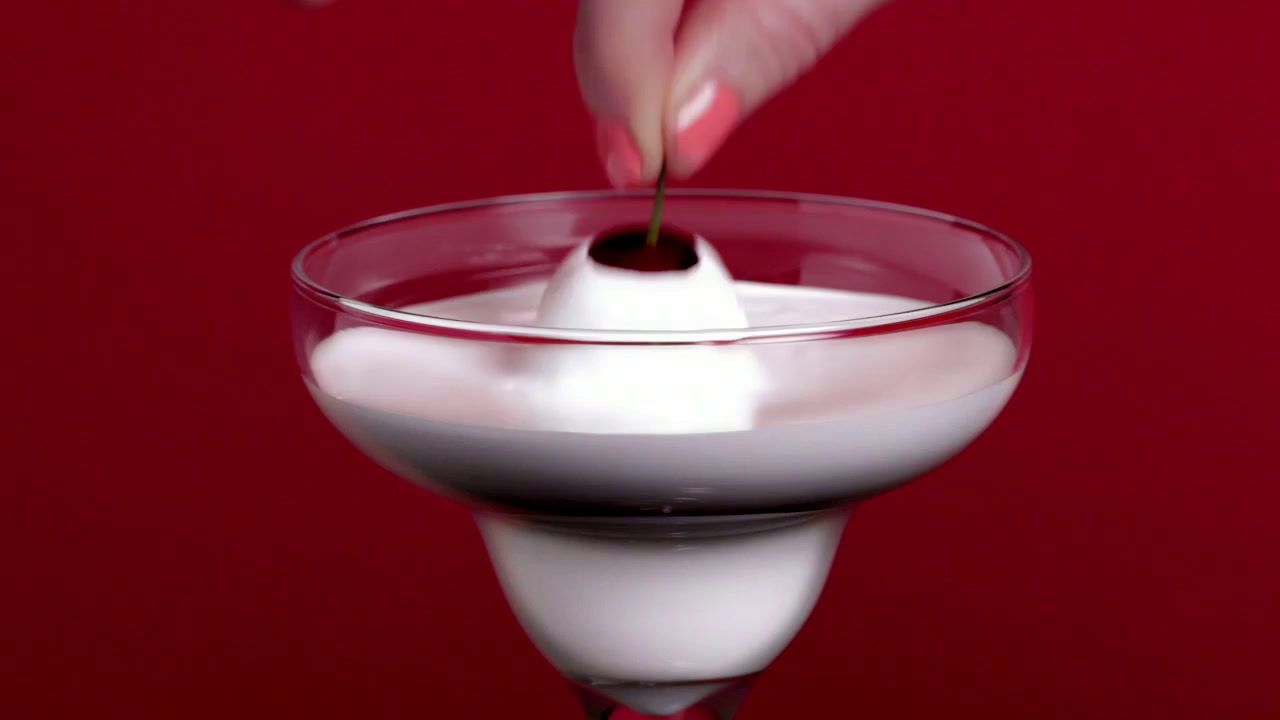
[310,281,1012,435]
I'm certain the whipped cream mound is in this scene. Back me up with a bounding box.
[537,231,748,331]
[527,232,764,434]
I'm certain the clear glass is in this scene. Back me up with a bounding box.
[290,190,1033,718]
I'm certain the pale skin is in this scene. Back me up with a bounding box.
[300,0,887,186]
[576,0,887,186]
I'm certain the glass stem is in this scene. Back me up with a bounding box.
[574,678,752,720]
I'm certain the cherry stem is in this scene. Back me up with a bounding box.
[645,163,668,248]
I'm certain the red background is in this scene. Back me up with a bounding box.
[5,1,1279,717]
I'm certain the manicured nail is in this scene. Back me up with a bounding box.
[595,121,645,188]
[672,79,740,175]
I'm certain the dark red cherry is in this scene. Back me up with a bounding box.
[588,225,699,272]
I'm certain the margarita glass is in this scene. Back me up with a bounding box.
[290,190,1033,718]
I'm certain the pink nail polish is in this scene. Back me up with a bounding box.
[673,79,740,175]
[595,121,644,188]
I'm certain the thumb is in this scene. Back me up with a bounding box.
[666,0,885,178]
[574,0,684,187]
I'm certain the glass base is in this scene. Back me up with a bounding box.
[573,674,755,719]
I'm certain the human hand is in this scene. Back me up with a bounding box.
[575,0,886,187]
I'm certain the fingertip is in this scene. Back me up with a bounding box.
[595,121,647,188]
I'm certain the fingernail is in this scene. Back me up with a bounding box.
[595,121,645,188]
[672,79,740,175]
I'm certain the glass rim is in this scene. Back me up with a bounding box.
[291,189,1032,345]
